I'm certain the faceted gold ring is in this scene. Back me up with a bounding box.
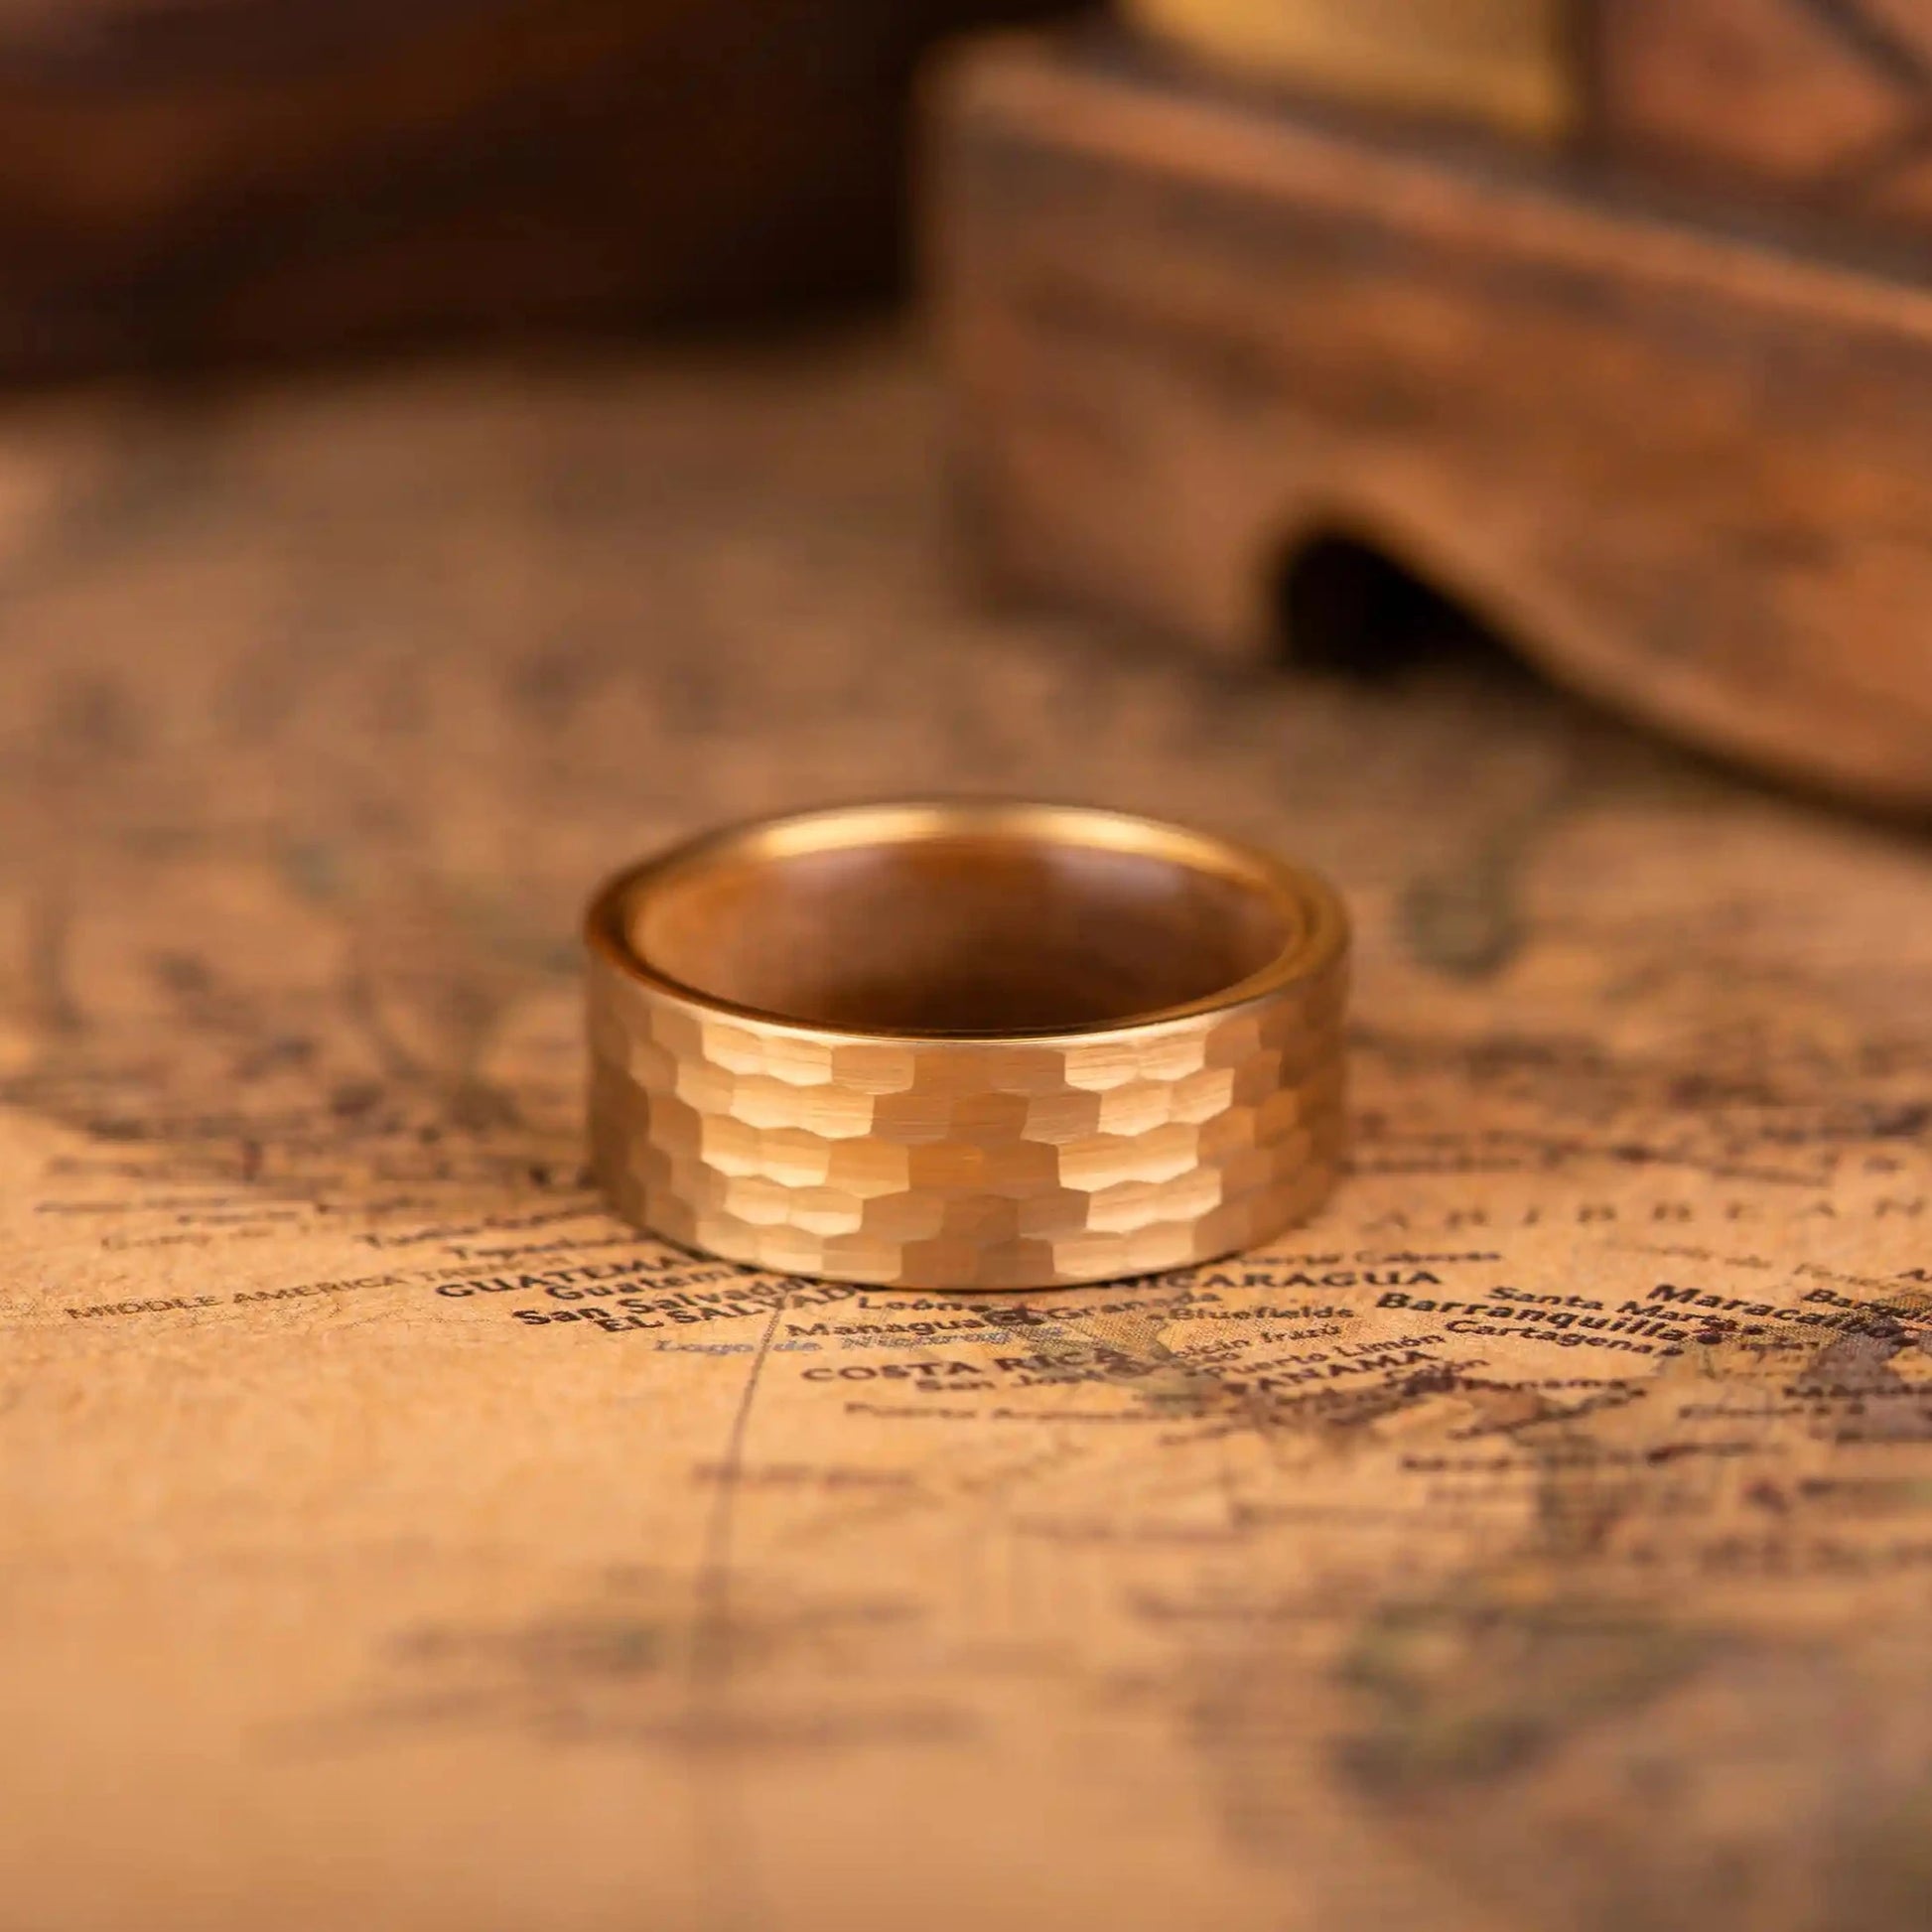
[585,801,1348,1291]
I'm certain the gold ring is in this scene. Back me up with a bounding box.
[585,801,1348,1291]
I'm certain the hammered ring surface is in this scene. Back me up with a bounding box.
[585,801,1348,1291]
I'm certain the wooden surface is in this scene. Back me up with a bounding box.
[927,33,1932,808]
[2,329,1932,1932]
[0,0,1069,374]
[1594,0,1932,228]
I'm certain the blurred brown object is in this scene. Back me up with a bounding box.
[0,0,1068,375]
[1595,0,1932,230]
[927,33,1932,809]
[1123,0,1578,137]
[1115,0,1932,237]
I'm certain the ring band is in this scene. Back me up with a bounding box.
[585,802,1348,1291]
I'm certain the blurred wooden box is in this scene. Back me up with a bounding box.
[926,18,1932,808]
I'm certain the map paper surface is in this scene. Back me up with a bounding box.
[3,338,1931,1932]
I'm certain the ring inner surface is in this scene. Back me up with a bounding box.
[629,832,1296,1035]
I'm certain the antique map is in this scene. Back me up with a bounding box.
[3,336,1931,1931]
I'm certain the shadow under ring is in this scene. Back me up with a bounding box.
[584,801,1349,1291]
